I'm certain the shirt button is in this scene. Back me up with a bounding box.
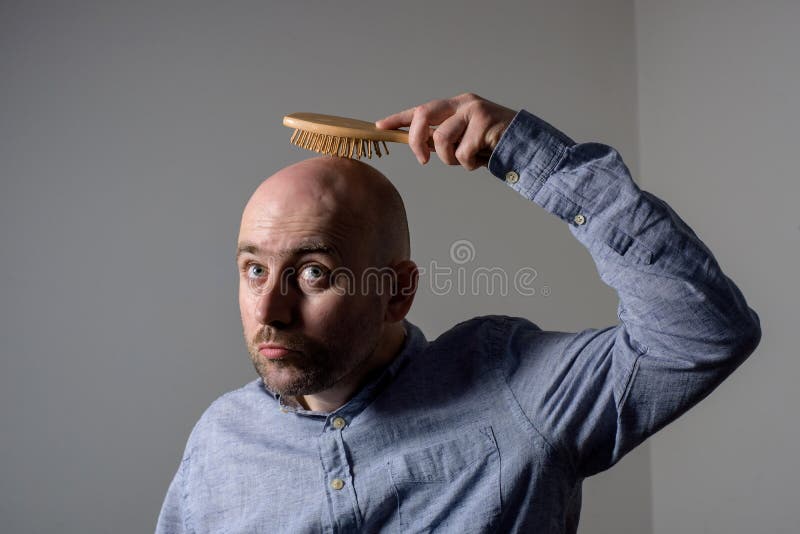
[330,478,345,490]
[573,214,586,225]
[504,170,519,184]
[331,417,346,430]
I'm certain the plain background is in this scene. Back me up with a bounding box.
[637,1,800,533]
[0,1,795,533]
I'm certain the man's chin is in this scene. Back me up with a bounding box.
[258,367,331,398]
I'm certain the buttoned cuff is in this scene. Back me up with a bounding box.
[488,109,575,199]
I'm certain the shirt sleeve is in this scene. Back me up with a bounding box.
[488,110,761,478]
[155,457,190,534]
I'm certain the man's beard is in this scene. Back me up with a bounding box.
[246,321,381,398]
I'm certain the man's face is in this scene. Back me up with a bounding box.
[236,173,387,399]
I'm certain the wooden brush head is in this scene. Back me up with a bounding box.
[283,112,410,160]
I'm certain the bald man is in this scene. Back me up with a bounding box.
[156,94,760,533]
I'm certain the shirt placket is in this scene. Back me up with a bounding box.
[318,414,361,533]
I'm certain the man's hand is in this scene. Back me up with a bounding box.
[375,93,517,171]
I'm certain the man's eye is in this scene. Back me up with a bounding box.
[246,264,267,279]
[299,265,328,285]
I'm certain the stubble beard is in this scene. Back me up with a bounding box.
[245,318,382,398]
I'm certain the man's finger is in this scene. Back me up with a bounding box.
[375,108,415,130]
[455,114,492,171]
[409,99,463,164]
[432,114,468,166]
[408,111,432,164]
[377,97,457,130]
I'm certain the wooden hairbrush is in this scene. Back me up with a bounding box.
[283,112,494,164]
[283,112,419,160]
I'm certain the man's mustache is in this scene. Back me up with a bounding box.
[251,327,307,352]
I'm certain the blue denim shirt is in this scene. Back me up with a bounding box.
[156,111,760,533]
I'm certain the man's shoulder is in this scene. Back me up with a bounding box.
[431,314,542,345]
[183,379,271,450]
[417,315,544,367]
[202,378,267,416]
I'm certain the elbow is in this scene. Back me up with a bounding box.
[691,308,762,372]
[741,309,762,357]
[723,308,762,367]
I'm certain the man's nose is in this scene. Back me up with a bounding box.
[254,278,294,327]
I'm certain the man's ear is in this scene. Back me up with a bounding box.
[384,260,418,322]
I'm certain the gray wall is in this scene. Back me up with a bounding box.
[14,0,787,532]
[636,1,800,533]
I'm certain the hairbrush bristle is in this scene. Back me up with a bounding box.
[289,128,390,160]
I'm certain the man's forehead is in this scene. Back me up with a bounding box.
[239,202,359,245]
[238,201,355,246]
[236,157,388,262]
[242,172,363,231]
[244,185,337,222]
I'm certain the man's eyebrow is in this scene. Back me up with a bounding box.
[236,243,260,259]
[235,241,338,261]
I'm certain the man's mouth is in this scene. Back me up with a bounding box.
[257,344,294,360]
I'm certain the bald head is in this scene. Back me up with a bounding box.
[241,157,410,265]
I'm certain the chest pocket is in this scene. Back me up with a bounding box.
[387,426,501,533]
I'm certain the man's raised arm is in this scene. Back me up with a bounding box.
[377,94,761,476]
